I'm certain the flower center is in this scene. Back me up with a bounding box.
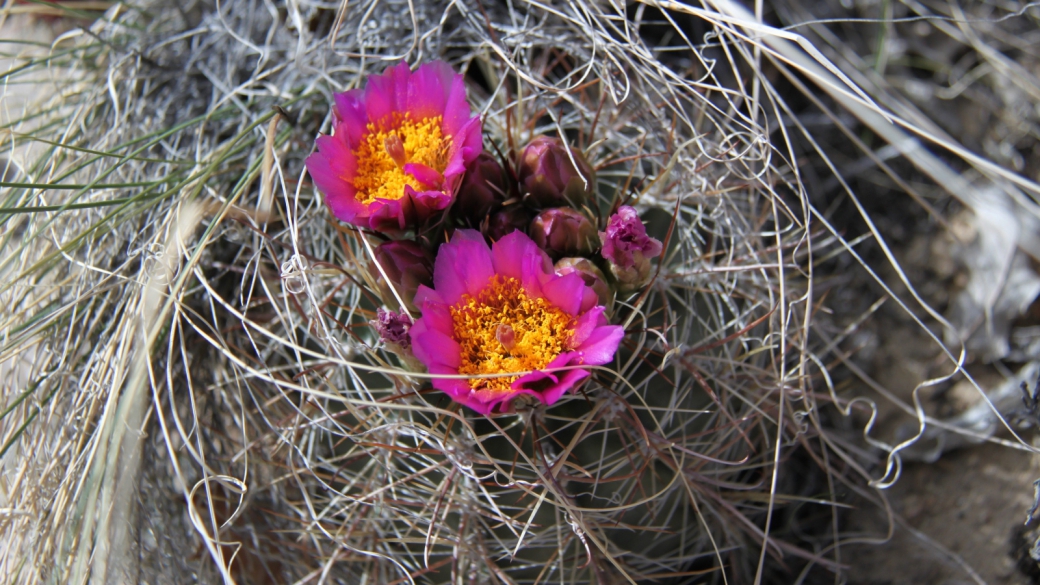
[352,115,449,205]
[451,275,574,394]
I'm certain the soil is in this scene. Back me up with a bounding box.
[847,442,1039,585]
[830,224,1040,585]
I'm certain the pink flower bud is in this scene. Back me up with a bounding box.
[374,307,413,349]
[484,205,532,241]
[517,136,595,208]
[600,206,663,292]
[370,240,434,309]
[529,208,598,259]
[455,153,508,226]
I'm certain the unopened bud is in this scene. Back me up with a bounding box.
[517,136,595,208]
[485,205,532,241]
[370,240,434,310]
[456,153,508,226]
[529,208,598,259]
[374,307,413,349]
[600,206,663,292]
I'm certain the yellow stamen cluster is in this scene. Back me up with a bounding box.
[451,276,574,394]
[353,115,449,204]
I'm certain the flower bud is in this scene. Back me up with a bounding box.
[372,307,426,369]
[455,153,508,226]
[373,307,413,349]
[529,208,598,259]
[600,206,663,292]
[484,205,532,241]
[555,257,612,308]
[369,240,434,310]
[517,136,595,208]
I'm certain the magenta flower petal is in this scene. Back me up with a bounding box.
[409,299,459,368]
[511,350,592,405]
[306,61,484,231]
[538,271,587,316]
[306,136,364,223]
[414,290,453,332]
[432,230,495,305]
[454,390,496,415]
[511,370,557,394]
[404,163,444,188]
[576,325,625,365]
[514,358,591,406]
[451,228,488,246]
[579,287,600,313]
[410,229,624,414]
[441,73,472,136]
[570,306,607,346]
[534,371,591,406]
[435,376,476,406]
[490,229,536,278]
[332,89,368,146]
[406,60,454,121]
[365,197,412,233]
[413,284,442,308]
[403,185,454,226]
[443,117,484,180]
[364,62,410,126]
[412,329,462,368]
[311,134,355,183]
[492,230,553,298]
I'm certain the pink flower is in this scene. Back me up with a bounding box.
[305,62,484,232]
[409,230,624,415]
[600,205,663,291]
[373,308,413,349]
[601,206,663,267]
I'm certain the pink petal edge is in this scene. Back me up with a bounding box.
[406,61,455,121]
[432,229,494,306]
